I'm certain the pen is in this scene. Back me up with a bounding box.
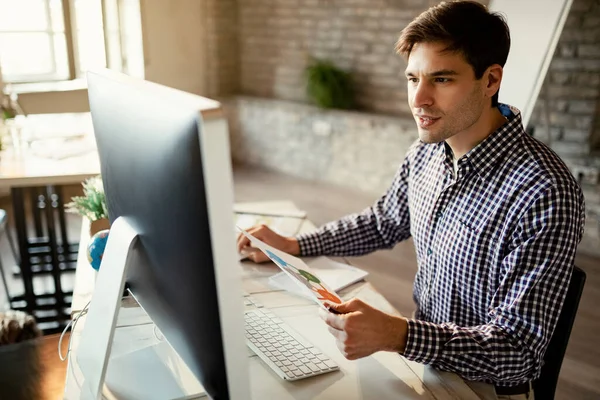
[234,210,307,219]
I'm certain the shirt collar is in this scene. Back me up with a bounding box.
[441,103,525,179]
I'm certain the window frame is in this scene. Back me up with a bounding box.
[0,0,128,84]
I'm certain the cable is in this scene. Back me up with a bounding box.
[153,324,164,342]
[58,301,91,361]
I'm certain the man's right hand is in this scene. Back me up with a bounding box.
[236,224,300,263]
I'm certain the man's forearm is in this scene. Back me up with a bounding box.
[297,208,410,257]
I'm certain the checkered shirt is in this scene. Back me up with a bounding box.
[297,104,586,387]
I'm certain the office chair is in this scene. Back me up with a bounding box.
[533,265,586,399]
[0,209,20,308]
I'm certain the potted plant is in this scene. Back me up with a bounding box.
[66,175,109,235]
[305,59,355,110]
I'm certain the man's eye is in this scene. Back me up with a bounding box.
[434,78,450,83]
[407,77,418,83]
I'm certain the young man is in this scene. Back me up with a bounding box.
[237,1,585,399]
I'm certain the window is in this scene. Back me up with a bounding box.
[0,0,143,84]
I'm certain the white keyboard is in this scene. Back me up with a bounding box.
[244,308,339,381]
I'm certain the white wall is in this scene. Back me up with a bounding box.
[140,0,208,95]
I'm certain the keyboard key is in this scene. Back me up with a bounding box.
[299,366,311,374]
[306,363,320,372]
[244,309,339,381]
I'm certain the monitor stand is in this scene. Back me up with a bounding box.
[76,217,206,400]
[104,340,206,399]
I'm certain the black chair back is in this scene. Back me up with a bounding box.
[533,265,586,399]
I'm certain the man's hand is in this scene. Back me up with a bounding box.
[319,298,408,360]
[236,224,300,263]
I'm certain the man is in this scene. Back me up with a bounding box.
[237,1,585,399]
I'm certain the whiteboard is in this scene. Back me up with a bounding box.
[489,0,573,127]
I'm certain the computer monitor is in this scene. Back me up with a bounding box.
[76,69,249,400]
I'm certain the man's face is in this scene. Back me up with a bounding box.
[405,42,486,144]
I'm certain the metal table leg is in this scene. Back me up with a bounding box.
[9,185,80,334]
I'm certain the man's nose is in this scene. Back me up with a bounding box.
[411,81,434,108]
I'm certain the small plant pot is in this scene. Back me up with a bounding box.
[90,218,110,236]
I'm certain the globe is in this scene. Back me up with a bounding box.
[87,229,110,271]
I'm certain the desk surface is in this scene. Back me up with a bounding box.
[64,201,480,400]
[0,113,100,188]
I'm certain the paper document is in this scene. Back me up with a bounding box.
[234,213,305,236]
[269,256,368,300]
[234,212,306,261]
[239,229,342,308]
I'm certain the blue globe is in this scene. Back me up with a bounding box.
[87,229,110,271]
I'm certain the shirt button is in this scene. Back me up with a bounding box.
[427,248,433,256]
[436,211,443,219]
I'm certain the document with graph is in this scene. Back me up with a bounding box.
[239,229,342,308]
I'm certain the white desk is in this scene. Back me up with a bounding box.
[64,201,480,399]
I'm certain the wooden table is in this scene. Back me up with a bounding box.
[0,113,100,333]
[64,201,480,399]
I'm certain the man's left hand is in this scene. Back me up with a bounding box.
[319,298,408,360]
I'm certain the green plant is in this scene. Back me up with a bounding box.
[305,60,354,110]
[65,175,108,221]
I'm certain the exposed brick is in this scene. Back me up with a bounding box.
[564,13,583,28]
[578,44,600,58]
[547,85,600,99]
[554,100,569,112]
[533,126,564,142]
[564,128,591,142]
[551,58,600,71]
[569,100,597,114]
[551,140,590,157]
[551,72,571,85]
[583,16,600,28]
[559,43,577,58]
[575,115,594,129]
[560,28,600,43]
[573,72,600,86]
[570,0,594,12]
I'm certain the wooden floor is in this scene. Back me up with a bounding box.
[0,165,598,399]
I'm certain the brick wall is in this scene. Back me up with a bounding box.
[529,0,600,164]
[227,97,418,193]
[238,0,436,115]
[205,0,240,97]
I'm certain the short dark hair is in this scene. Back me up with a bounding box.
[396,1,510,107]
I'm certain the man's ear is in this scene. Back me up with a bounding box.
[484,64,503,99]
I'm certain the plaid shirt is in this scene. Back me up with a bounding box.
[297,104,585,387]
